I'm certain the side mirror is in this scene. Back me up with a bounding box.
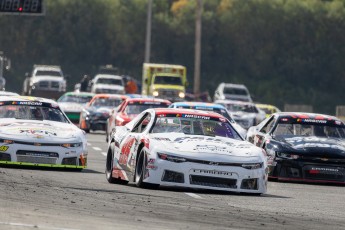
[25,72,30,78]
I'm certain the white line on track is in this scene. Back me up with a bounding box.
[92,147,102,151]
[101,152,107,156]
[185,193,203,199]
[0,222,80,230]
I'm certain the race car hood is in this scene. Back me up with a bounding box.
[58,102,86,113]
[275,136,345,158]
[0,120,82,142]
[148,133,263,162]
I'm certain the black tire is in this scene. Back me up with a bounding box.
[105,144,128,184]
[135,149,159,189]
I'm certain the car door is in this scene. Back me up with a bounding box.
[117,112,153,173]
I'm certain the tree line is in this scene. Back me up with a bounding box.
[0,0,344,114]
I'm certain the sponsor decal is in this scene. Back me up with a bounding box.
[152,137,171,141]
[302,119,327,124]
[0,146,9,152]
[182,114,210,120]
[19,129,57,136]
[195,144,232,154]
[17,101,43,106]
[193,169,232,176]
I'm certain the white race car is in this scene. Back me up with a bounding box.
[106,108,267,194]
[0,96,88,169]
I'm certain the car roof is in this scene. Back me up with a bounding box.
[171,101,225,109]
[274,112,341,121]
[154,108,224,118]
[125,97,171,103]
[0,95,58,105]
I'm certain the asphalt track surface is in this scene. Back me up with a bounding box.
[0,132,344,230]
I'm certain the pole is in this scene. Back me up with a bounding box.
[144,0,152,63]
[193,0,202,95]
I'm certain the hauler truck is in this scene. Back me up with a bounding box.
[142,63,187,102]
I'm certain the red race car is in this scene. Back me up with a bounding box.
[106,97,171,142]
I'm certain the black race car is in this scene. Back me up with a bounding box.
[246,112,345,184]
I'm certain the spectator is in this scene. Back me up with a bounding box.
[80,75,90,92]
[124,76,138,94]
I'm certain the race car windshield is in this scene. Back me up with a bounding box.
[91,98,123,107]
[273,123,345,138]
[0,105,69,123]
[125,103,169,115]
[154,76,182,85]
[151,116,241,140]
[58,95,93,104]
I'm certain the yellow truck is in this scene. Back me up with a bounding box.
[142,63,187,102]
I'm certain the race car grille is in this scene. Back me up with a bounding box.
[162,170,184,183]
[17,151,58,164]
[17,151,59,157]
[189,175,237,188]
[304,166,345,181]
[0,153,11,161]
[62,157,77,165]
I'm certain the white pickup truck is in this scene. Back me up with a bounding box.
[23,65,67,99]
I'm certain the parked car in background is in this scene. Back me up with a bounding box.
[215,100,266,129]
[256,103,281,118]
[22,65,67,100]
[214,83,252,102]
[57,92,95,124]
[246,112,345,184]
[169,101,247,138]
[105,108,267,194]
[79,94,127,133]
[0,96,88,169]
[105,97,171,142]
[90,74,125,94]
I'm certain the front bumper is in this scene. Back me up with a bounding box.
[269,158,345,184]
[144,159,267,194]
[0,143,87,169]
